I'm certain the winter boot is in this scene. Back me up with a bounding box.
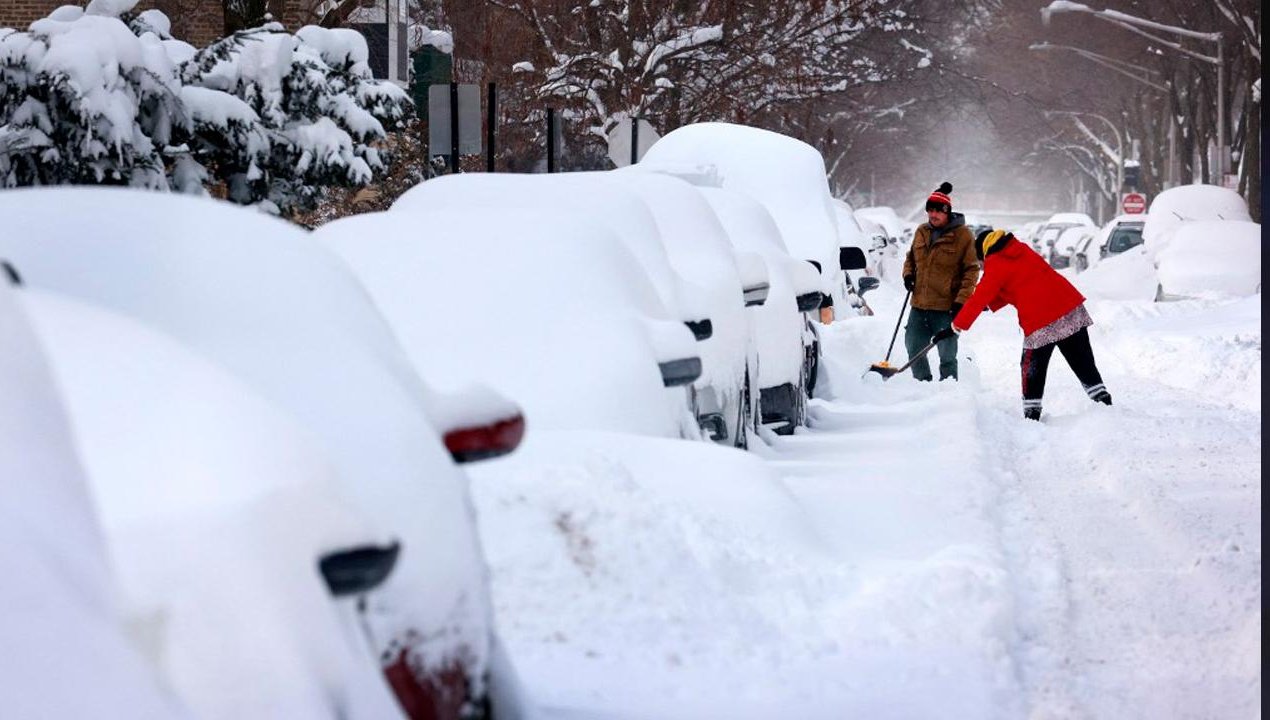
[1023,407,1042,421]
[1091,390,1112,406]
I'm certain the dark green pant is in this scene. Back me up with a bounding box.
[904,307,958,381]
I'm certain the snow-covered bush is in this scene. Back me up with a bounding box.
[0,1,185,189]
[181,24,412,212]
[0,3,413,214]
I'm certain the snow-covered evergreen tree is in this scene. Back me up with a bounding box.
[1,3,412,214]
[181,23,412,213]
[0,0,185,189]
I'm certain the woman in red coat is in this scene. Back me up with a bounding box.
[941,229,1113,421]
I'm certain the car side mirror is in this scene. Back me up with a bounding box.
[795,291,823,313]
[319,542,401,597]
[839,246,867,271]
[2,260,20,286]
[856,277,880,295]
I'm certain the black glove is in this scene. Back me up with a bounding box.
[903,275,915,292]
[932,327,958,343]
[949,302,963,317]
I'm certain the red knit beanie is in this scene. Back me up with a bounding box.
[925,181,953,213]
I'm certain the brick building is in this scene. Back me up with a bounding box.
[1,0,314,48]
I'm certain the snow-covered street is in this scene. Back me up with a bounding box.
[472,280,1261,719]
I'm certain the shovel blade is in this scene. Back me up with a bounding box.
[867,364,900,379]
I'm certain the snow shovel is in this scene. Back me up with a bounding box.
[868,328,954,380]
[866,290,909,376]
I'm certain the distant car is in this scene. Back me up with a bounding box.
[1154,220,1261,301]
[1142,183,1252,254]
[1051,225,1095,270]
[1034,212,1096,265]
[853,205,907,244]
[0,188,518,720]
[1085,215,1146,271]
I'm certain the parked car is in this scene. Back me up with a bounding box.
[607,167,758,447]
[853,205,907,245]
[21,287,402,719]
[1142,183,1252,254]
[0,277,185,720]
[0,188,518,720]
[1154,220,1261,301]
[1051,225,1095,270]
[393,171,712,335]
[697,186,819,435]
[314,208,703,441]
[389,171,744,445]
[1084,214,1146,271]
[1035,212,1096,265]
[640,122,857,323]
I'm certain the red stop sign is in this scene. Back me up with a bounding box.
[1122,192,1147,214]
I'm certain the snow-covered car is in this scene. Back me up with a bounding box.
[853,205,907,244]
[697,186,820,434]
[20,286,402,719]
[1154,220,1261,301]
[0,278,184,720]
[1035,212,1096,263]
[0,188,519,720]
[833,198,887,300]
[389,171,735,442]
[640,122,858,322]
[607,167,759,447]
[314,208,703,440]
[391,171,711,334]
[1051,225,1096,270]
[1142,183,1252,254]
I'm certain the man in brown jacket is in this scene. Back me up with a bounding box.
[901,181,980,380]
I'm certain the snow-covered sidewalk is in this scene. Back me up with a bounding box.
[470,284,1261,719]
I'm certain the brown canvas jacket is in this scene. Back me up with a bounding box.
[902,215,980,310]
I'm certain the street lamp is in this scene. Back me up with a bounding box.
[1041,1,1226,182]
[1044,110,1122,197]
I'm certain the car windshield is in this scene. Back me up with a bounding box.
[1107,225,1144,254]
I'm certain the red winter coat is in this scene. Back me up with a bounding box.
[952,238,1085,336]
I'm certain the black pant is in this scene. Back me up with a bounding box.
[1020,328,1110,413]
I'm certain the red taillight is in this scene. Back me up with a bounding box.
[443,414,525,463]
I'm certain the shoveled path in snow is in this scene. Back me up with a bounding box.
[767,286,1261,718]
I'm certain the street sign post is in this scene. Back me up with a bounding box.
[428,83,482,171]
[607,118,659,168]
[1121,192,1147,214]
